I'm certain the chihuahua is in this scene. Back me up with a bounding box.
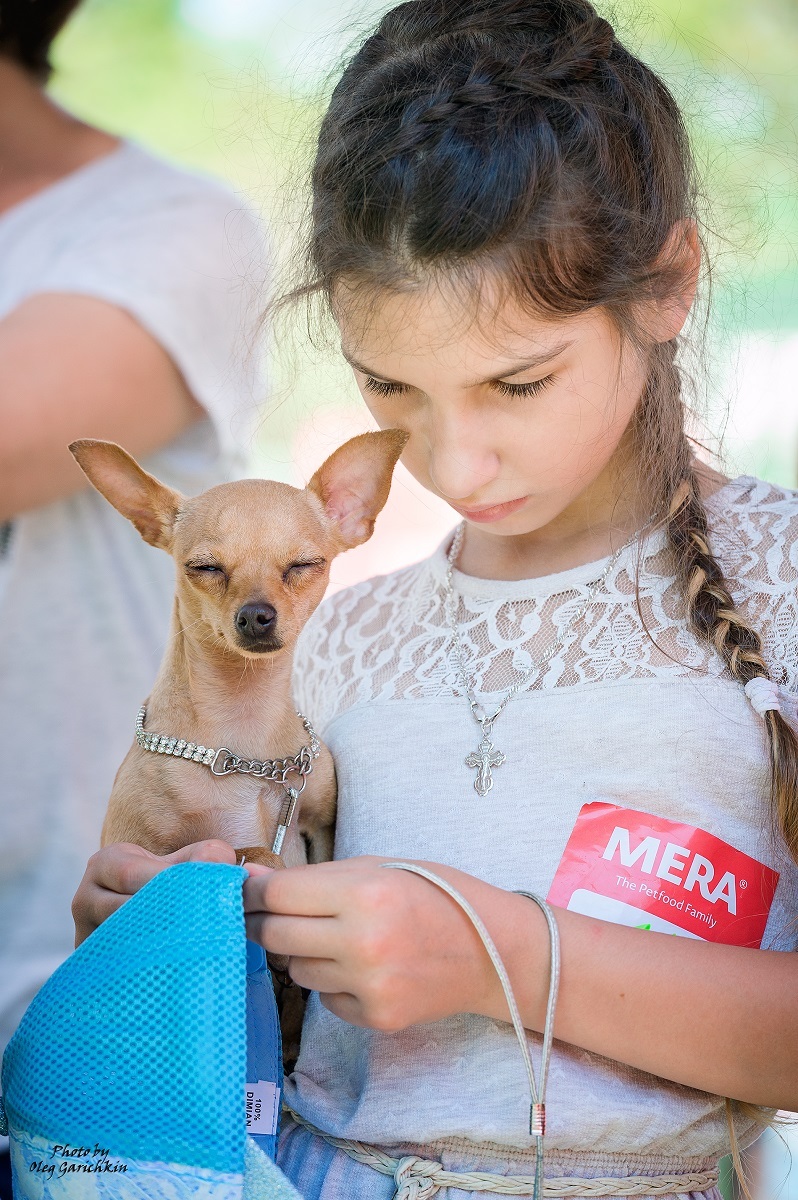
[69,430,407,871]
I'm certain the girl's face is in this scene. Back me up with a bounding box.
[338,280,653,544]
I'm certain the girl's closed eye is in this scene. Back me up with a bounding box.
[362,374,554,400]
[363,375,409,398]
[495,375,554,399]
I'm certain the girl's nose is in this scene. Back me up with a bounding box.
[426,410,500,502]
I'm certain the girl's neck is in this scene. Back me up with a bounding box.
[0,56,119,216]
[456,454,728,582]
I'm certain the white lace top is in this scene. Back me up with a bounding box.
[287,475,798,1171]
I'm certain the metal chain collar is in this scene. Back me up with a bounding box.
[134,705,321,854]
[135,705,320,785]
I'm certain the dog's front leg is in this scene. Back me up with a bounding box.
[306,825,335,864]
[234,846,284,869]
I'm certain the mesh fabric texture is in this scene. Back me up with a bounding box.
[2,862,247,1174]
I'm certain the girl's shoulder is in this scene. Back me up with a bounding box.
[292,553,440,728]
[712,472,798,520]
[301,554,436,655]
[710,474,798,595]
[709,475,798,690]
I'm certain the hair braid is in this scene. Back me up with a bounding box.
[667,453,798,861]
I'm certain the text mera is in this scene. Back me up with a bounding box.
[602,825,737,913]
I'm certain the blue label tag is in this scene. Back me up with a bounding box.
[245,941,282,1161]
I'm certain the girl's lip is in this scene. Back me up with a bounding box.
[454,495,530,523]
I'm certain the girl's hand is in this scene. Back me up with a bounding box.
[243,856,538,1031]
[72,839,239,947]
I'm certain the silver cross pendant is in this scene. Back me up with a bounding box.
[465,733,506,796]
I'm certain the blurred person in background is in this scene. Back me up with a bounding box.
[0,1,267,1191]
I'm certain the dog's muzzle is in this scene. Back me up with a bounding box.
[234,602,282,651]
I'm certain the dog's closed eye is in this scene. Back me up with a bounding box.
[185,560,227,581]
[282,559,326,584]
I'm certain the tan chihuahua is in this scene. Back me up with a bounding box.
[69,430,407,871]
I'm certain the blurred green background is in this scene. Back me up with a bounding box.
[48,0,798,490]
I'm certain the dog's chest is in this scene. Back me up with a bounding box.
[160,765,285,848]
[206,778,285,846]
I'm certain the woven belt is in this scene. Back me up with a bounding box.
[285,1106,719,1198]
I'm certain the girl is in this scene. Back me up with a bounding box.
[73,1,798,1197]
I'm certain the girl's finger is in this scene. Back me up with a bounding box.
[243,860,350,917]
[285,956,352,995]
[73,840,240,946]
[83,843,164,898]
[87,838,236,900]
[318,991,369,1028]
[244,912,339,960]
[72,847,153,946]
[164,839,238,866]
[94,890,130,924]
[73,885,129,933]
[244,862,274,878]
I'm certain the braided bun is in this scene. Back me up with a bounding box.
[383,0,613,65]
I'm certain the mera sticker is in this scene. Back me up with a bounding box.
[547,803,779,947]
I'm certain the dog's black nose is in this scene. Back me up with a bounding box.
[235,602,277,641]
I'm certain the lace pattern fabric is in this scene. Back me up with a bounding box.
[296,476,798,730]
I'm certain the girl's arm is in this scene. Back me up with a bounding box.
[244,855,798,1111]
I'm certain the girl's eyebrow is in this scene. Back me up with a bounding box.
[341,339,573,386]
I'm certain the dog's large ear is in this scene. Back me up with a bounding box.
[69,439,183,550]
[307,429,408,550]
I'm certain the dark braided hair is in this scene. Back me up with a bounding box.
[288,0,798,866]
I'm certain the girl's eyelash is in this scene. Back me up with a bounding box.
[495,375,553,398]
[363,376,408,397]
[362,374,554,399]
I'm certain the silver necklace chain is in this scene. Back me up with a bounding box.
[443,521,649,796]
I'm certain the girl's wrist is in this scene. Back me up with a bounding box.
[481,887,552,1028]
[441,870,551,1028]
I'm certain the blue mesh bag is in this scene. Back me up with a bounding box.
[0,862,301,1199]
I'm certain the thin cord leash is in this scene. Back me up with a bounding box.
[514,890,561,1142]
[283,865,718,1198]
[380,865,556,1200]
[381,863,558,1175]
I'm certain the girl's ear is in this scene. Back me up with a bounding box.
[69,439,183,550]
[307,429,409,550]
[643,218,702,344]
